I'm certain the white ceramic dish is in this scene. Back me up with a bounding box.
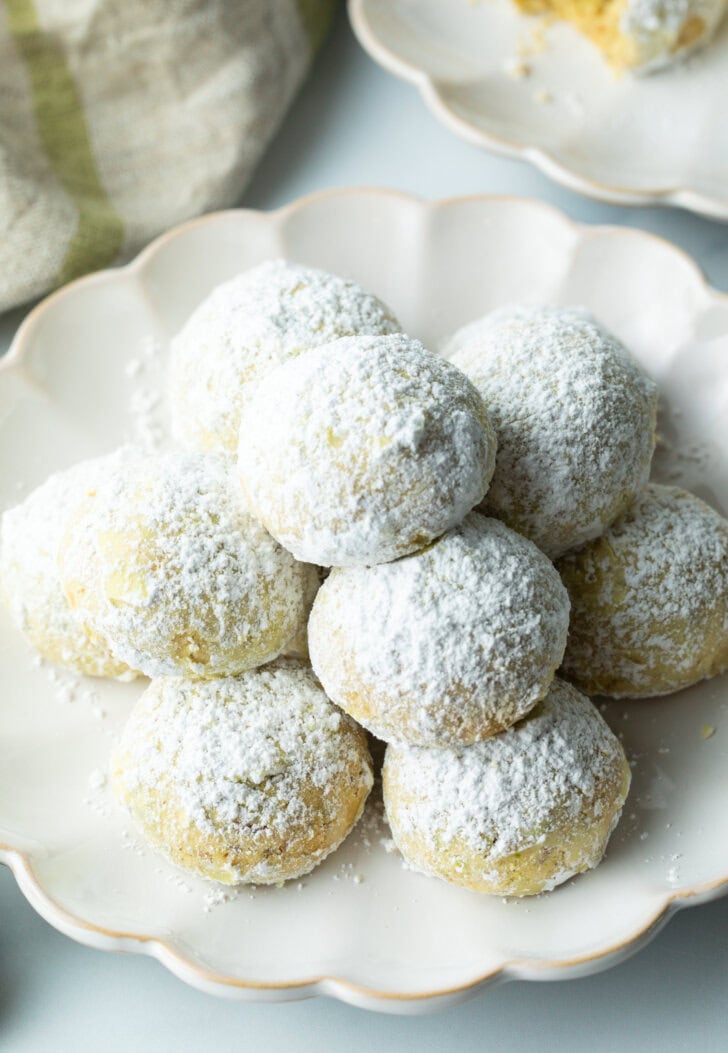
[1,189,727,1014]
[349,0,728,219]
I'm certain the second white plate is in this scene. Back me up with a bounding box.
[350,0,728,218]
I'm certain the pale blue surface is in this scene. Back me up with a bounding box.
[1,11,728,1049]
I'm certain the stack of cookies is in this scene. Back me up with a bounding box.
[2,261,727,896]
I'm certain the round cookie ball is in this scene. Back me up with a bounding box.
[169,259,400,453]
[237,334,497,567]
[383,678,630,897]
[309,512,570,746]
[1,457,135,678]
[618,0,726,74]
[60,448,312,679]
[557,484,728,698]
[112,660,373,885]
[445,305,658,559]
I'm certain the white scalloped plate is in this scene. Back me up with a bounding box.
[1,190,728,1014]
[349,0,728,219]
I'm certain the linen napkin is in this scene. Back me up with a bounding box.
[0,0,335,311]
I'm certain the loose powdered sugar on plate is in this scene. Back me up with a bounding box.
[125,336,169,452]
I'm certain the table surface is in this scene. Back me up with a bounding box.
[2,11,728,1050]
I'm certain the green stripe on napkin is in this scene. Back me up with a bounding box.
[294,0,338,53]
[5,0,124,284]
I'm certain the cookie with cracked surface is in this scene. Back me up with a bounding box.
[112,661,373,885]
[383,678,630,896]
[557,484,728,698]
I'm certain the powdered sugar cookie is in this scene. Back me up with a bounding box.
[309,513,569,746]
[60,448,311,679]
[558,484,728,698]
[445,305,658,559]
[237,334,497,567]
[169,259,400,453]
[383,678,630,897]
[112,660,373,885]
[513,0,727,74]
[1,458,135,678]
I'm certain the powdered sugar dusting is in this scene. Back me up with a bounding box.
[1,457,133,677]
[622,0,726,72]
[60,448,311,678]
[384,679,628,864]
[125,335,168,451]
[309,513,570,746]
[202,886,238,913]
[169,259,401,453]
[238,334,496,567]
[559,484,728,697]
[445,305,658,559]
[114,661,373,884]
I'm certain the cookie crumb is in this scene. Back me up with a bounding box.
[504,58,531,79]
